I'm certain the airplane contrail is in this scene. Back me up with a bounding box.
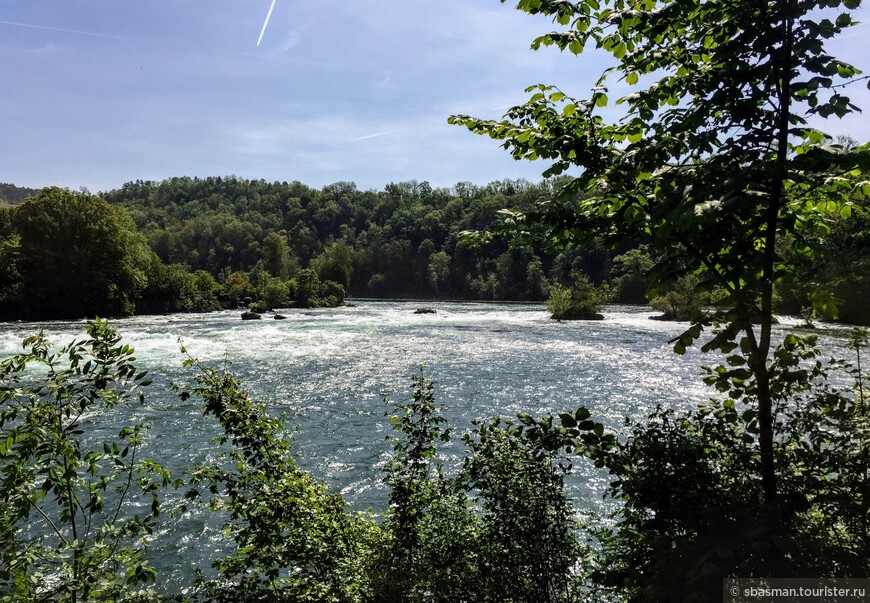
[256,0,278,47]
[0,20,130,41]
[350,128,407,142]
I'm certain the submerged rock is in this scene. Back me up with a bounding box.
[273,314,287,320]
[415,307,437,314]
[241,311,262,320]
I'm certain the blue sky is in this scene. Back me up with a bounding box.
[2,1,869,193]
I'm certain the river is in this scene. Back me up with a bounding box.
[0,301,854,592]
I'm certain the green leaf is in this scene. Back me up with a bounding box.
[840,204,851,219]
[0,434,18,455]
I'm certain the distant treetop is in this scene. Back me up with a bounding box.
[0,182,42,205]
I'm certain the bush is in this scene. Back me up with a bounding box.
[464,418,580,603]
[0,321,178,602]
[577,333,870,601]
[258,276,291,310]
[610,248,654,304]
[547,274,606,320]
[374,370,583,603]
[179,356,376,602]
[649,274,710,321]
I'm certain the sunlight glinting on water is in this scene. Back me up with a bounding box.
[0,301,855,590]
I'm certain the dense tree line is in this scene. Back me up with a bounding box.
[0,187,346,320]
[107,173,870,324]
[0,174,867,322]
[103,176,570,302]
[0,183,41,206]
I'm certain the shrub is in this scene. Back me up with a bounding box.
[547,274,606,320]
[179,356,376,602]
[649,274,710,321]
[0,321,178,602]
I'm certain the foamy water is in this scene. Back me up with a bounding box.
[0,301,855,592]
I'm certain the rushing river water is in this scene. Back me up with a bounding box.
[0,301,855,591]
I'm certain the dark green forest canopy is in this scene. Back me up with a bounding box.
[102,176,575,301]
[0,173,867,322]
[0,183,41,206]
[3,188,150,320]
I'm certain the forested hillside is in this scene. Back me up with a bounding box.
[0,182,41,206]
[103,176,602,301]
[104,174,870,322]
[0,175,867,322]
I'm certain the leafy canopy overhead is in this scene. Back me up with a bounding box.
[452,0,870,326]
[450,0,870,502]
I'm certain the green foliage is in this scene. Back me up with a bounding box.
[0,320,178,602]
[375,371,587,603]
[294,269,322,308]
[102,176,604,304]
[649,274,710,321]
[4,161,867,319]
[777,174,870,325]
[178,356,375,603]
[311,241,353,291]
[450,0,870,502]
[292,269,344,308]
[259,232,297,281]
[221,271,255,308]
[258,277,291,310]
[0,183,41,206]
[137,253,222,315]
[463,418,581,603]
[610,248,653,304]
[426,251,452,295]
[546,274,606,320]
[318,280,346,308]
[375,370,477,602]
[10,188,151,319]
[0,232,21,320]
[577,334,869,601]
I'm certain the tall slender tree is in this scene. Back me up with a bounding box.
[451,0,870,500]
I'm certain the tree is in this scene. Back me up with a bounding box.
[311,241,354,292]
[463,417,580,603]
[0,321,178,601]
[610,247,654,304]
[11,188,150,319]
[294,268,322,308]
[260,232,297,281]
[427,251,452,295]
[137,254,222,315]
[649,274,711,321]
[0,231,21,320]
[258,276,291,310]
[221,271,255,308]
[546,274,606,320]
[450,0,870,501]
[180,357,374,602]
